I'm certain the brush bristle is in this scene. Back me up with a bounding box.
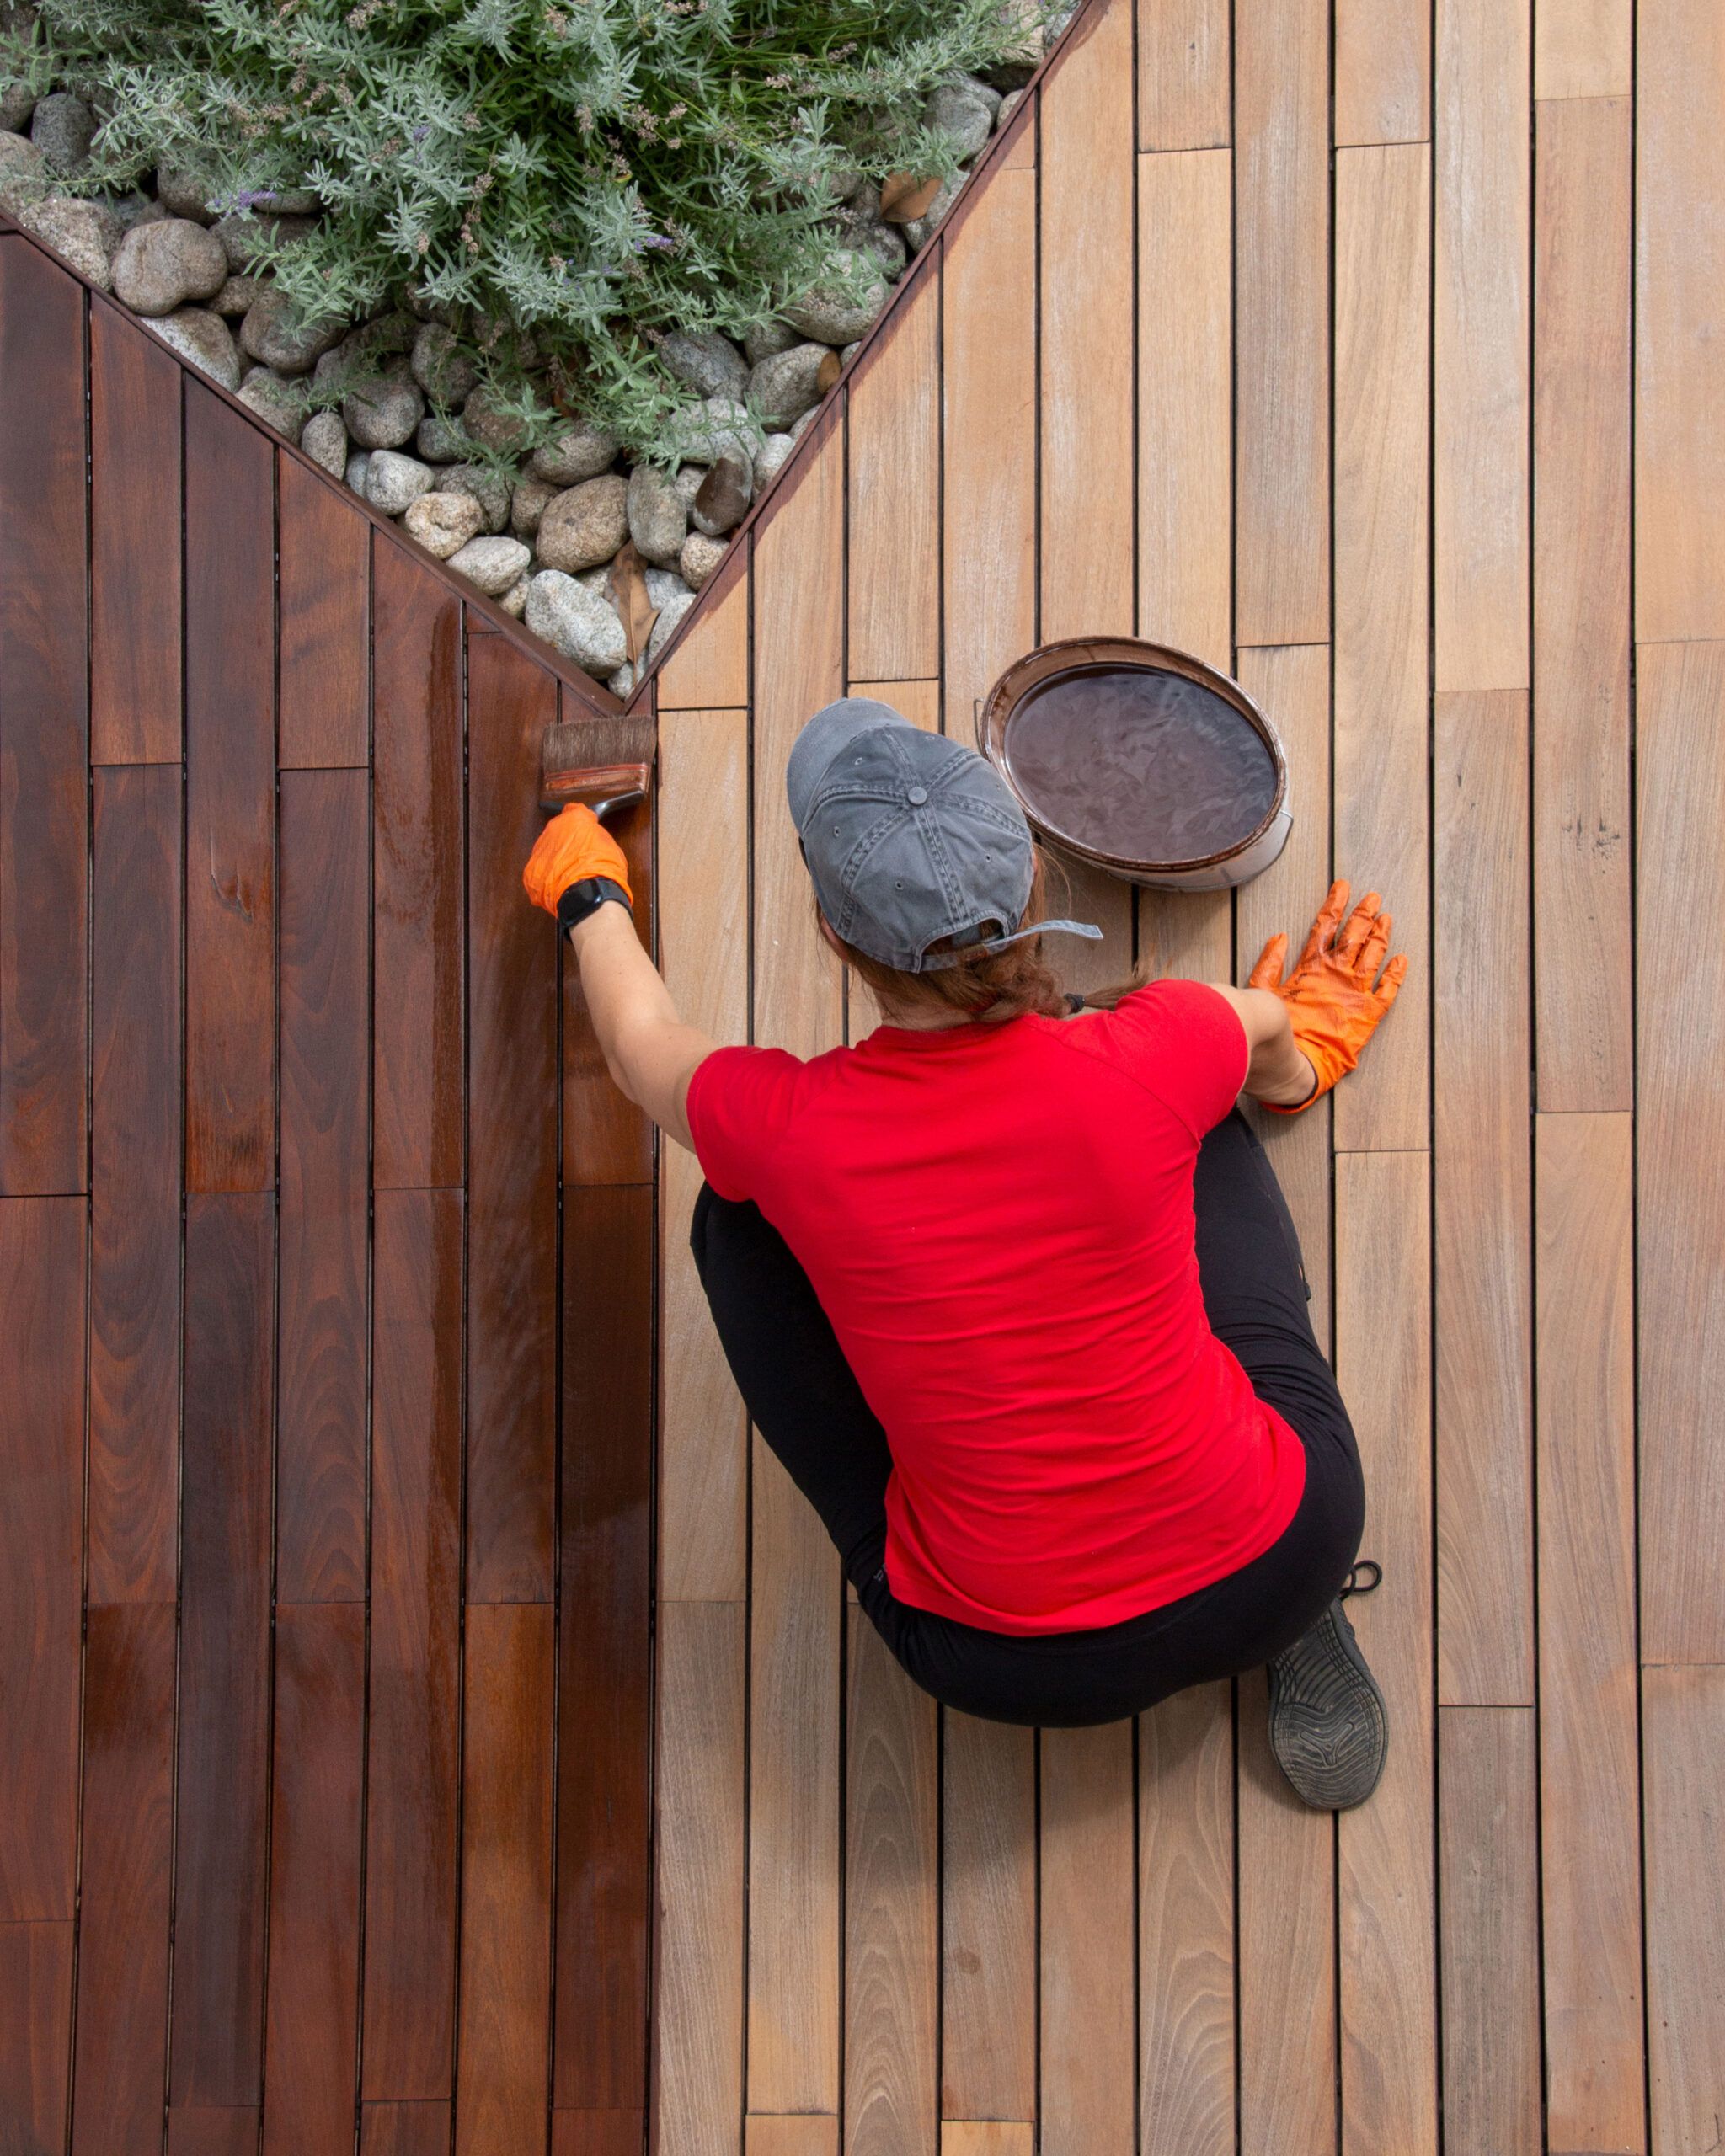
[541,715,655,783]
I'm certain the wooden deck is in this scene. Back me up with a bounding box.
[3,0,1725,2148]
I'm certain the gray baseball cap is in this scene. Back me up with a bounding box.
[786,697,1102,974]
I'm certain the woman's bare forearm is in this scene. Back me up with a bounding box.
[566,903,713,1149]
[1207,983,1319,1107]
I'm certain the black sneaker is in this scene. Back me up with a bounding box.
[1265,1562,1387,1811]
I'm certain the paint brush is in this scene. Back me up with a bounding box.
[539,714,655,819]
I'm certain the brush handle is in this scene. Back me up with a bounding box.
[540,761,651,815]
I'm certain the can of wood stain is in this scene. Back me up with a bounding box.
[976,635,1293,891]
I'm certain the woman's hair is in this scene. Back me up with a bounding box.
[824,851,1076,1025]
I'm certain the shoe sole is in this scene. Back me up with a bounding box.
[1266,1602,1389,1811]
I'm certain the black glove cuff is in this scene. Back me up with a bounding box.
[557,877,633,934]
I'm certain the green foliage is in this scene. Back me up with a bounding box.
[6,0,1046,455]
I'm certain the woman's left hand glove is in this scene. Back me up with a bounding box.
[522,803,633,924]
[1247,879,1407,1111]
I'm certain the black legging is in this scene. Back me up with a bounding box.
[690,1108,1365,1727]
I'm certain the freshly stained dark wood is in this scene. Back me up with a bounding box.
[0,240,88,1195]
[373,533,466,1192]
[264,1603,366,2156]
[0,1920,73,2153]
[366,1187,464,2101]
[0,1197,84,1924]
[184,382,275,1193]
[168,2109,261,2156]
[279,451,371,767]
[363,2103,453,2156]
[556,1183,654,2112]
[172,1194,275,2106]
[73,1602,177,2156]
[88,766,183,1605]
[278,769,370,1604]
[89,299,182,763]
[466,625,559,1601]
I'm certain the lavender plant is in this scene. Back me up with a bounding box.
[8,0,1045,452]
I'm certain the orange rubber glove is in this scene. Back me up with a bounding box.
[1247,880,1407,1113]
[522,803,633,921]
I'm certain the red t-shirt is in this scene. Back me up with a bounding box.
[685,980,1306,1634]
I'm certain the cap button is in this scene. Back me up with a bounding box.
[906,784,929,806]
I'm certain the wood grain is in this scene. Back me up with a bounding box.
[1136,148,1231,670]
[1138,1685,1233,2155]
[940,1714,1034,2123]
[845,1612,938,2156]
[1533,94,1633,1113]
[1536,0,1632,98]
[277,770,370,1604]
[940,2131,1032,2156]
[943,167,1038,737]
[88,766,182,1605]
[657,706,750,1603]
[1332,143,1430,1152]
[1039,1724,1134,2156]
[89,298,181,762]
[654,1601,745,2156]
[279,452,370,766]
[1642,1666,1725,2156]
[1635,0,1725,640]
[745,2121,837,2156]
[1434,0,1530,691]
[0,1198,84,1925]
[365,1188,463,2100]
[263,1604,366,2156]
[457,1603,554,2156]
[1534,1113,1644,2155]
[1335,1151,1436,2156]
[847,680,939,732]
[184,382,275,1193]
[1434,691,1532,1705]
[556,1184,653,2111]
[0,1921,73,2154]
[1237,1670,1337,2156]
[847,264,940,683]
[172,1194,274,2105]
[168,2111,260,2156]
[1135,0,1228,149]
[752,406,846,1063]
[465,626,559,1601]
[1636,639,1725,1662]
[1334,0,1430,146]
[1039,0,1135,641]
[654,539,750,710]
[372,533,465,1191]
[0,239,88,1195]
[550,2112,642,2156]
[72,1602,176,2156]
[362,2103,452,2156]
[1233,0,1329,643]
[1438,1708,1541,2156]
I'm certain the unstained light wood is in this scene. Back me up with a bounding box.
[745,2120,838,2156]
[1642,1667,1725,2156]
[1138,1685,1233,2155]
[1135,0,1228,148]
[1039,1724,1135,2156]
[1332,142,1430,1152]
[1535,1112,1644,2153]
[1533,93,1633,1113]
[1233,0,1329,644]
[845,1612,938,2156]
[1336,1152,1437,2156]
[848,264,940,684]
[1334,0,1430,146]
[1438,1708,1541,2156]
[278,769,370,1604]
[88,766,182,1605]
[941,1716,1034,2124]
[655,542,750,711]
[1434,0,1530,692]
[849,680,939,732]
[940,2131,1033,2156]
[1535,0,1632,99]
[1434,691,1532,1705]
[89,299,181,763]
[1136,148,1231,670]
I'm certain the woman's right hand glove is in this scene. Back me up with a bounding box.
[522,803,633,930]
[1247,880,1407,1112]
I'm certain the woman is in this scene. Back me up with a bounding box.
[525,696,1407,1807]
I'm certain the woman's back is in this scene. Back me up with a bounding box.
[687,978,1306,1633]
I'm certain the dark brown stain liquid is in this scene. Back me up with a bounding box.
[1002,664,1277,862]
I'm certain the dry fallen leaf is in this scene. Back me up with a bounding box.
[608,540,659,664]
[816,349,843,394]
[879,170,943,223]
